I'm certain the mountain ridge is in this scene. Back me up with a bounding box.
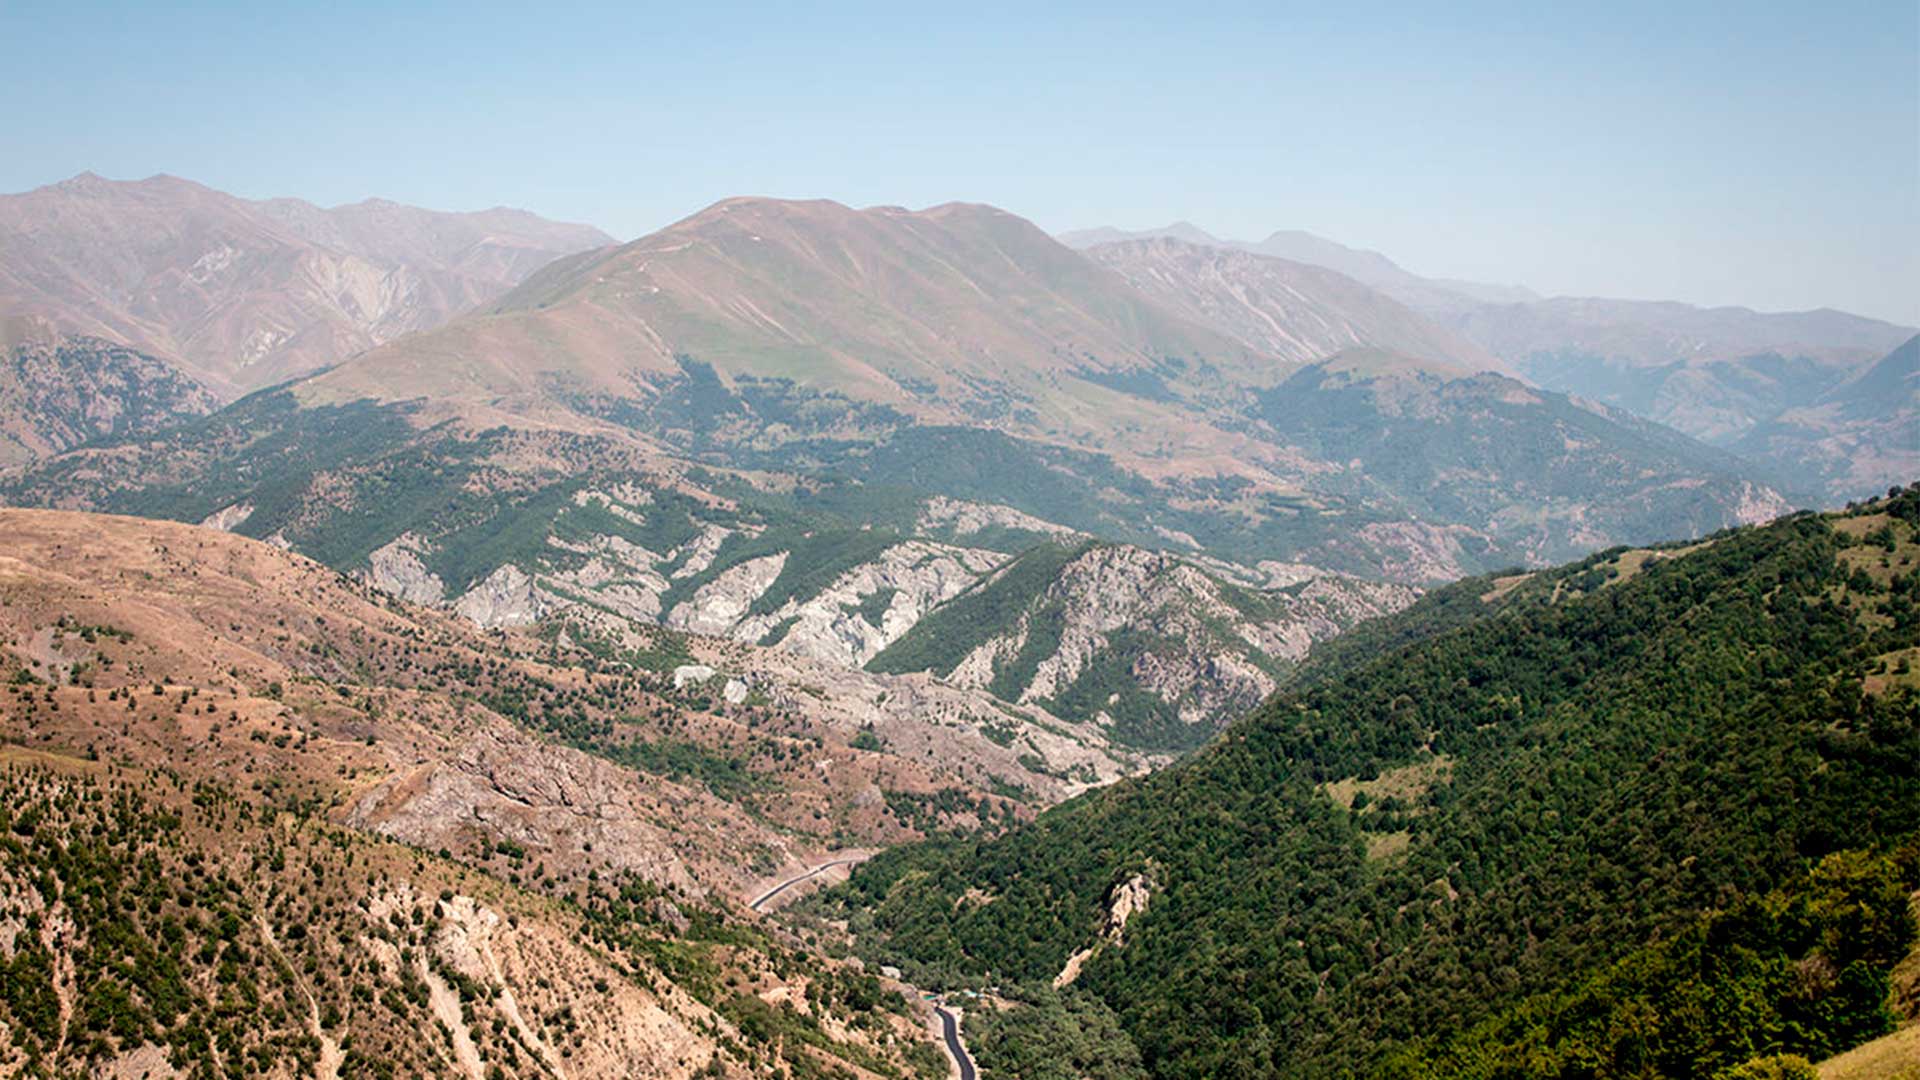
[0,171,615,396]
[828,488,1920,1078]
[3,193,1791,588]
[0,505,970,1078]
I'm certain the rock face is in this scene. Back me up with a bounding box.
[736,651,1153,798]
[667,540,1005,668]
[1054,870,1156,988]
[198,501,254,532]
[363,533,445,604]
[872,542,1418,751]
[1103,872,1154,941]
[916,495,1083,541]
[0,322,218,466]
[665,553,789,636]
[453,563,547,628]
[672,664,717,688]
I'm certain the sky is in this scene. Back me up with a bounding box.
[4,1,1916,323]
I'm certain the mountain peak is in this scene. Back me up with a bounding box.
[1312,345,1478,381]
[0,172,618,397]
[686,194,854,219]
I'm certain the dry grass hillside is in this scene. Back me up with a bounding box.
[0,509,990,1079]
[0,510,1146,891]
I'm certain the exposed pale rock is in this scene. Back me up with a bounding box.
[1731,480,1793,525]
[665,553,787,635]
[198,502,253,532]
[669,523,734,579]
[1054,871,1155,988]
[453,563,548,628]
[1104,872,1153,939]
[363,533,444,605]
[917,495,1080,540]
[730,541,1002,667]
[673,664,717,688]
[932,544,1415,740]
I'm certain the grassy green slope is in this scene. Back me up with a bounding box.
[829,489,1920,1078]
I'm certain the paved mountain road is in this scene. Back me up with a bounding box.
[934,1005,978,1080]
[749,856,978,1077]
[747,856,867,911]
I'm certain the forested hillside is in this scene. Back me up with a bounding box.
[1388,843,1919,1078]
[826,487,1920,1078]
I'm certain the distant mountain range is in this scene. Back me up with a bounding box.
[1059,220,1538,311]
[0,172,612,396]
[1734,331,1920,500]
[1062,219,1916,500]
[0,179,1811,752]
[1080,237,1499,371]
[0,172,1907,1080]
[4,188,1786,581]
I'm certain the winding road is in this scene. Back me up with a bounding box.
[747,856,867,911]
[748,857,978,1077]
[933,1004,978,1080]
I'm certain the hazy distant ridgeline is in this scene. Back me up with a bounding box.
[0,172,613,397]
[1062,219,1917,503]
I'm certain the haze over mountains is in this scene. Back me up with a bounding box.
[0,172,612,397]
[0,168,1914,1080]
[2,181,1791,587]
[1063,218,1916,501]
[1080,238,1499,371]
[1059,221,1540,311]
[0,172,1848,760]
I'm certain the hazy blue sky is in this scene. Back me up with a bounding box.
[4,2,1915,322]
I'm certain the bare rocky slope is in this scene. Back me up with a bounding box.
[0,315,217,466]
[0,509,1139,891]
[0,507,981,1078]
[324,461,1401,752]
[1082,237,1498,371]
[0,172,613,396]
[868,541,1416,751]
